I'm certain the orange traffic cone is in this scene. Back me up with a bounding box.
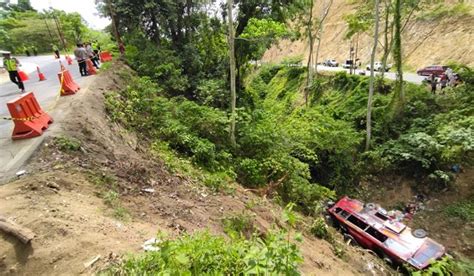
[66,55,73,65]
[86,59,97,75]
[18,70,29,82]
[37,66,46,81]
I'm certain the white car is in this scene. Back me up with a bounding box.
[366,61,392,72]
[323,59,339,67]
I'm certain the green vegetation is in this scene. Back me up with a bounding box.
[0,0,112,54]
[103,230,303,275]
[97,0,473,273]
[221,212,256,239]
[408,256,474,276]
[444,198,474,221]
[418,2,472,21]
[55,136,81,152]
[104,203,303,275]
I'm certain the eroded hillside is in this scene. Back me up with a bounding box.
[263,0,474,69]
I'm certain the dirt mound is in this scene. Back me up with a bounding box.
[263,0,474,69]
[0,63,386,275]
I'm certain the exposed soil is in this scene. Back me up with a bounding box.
[0,63,388,275]
[263,0,474,69]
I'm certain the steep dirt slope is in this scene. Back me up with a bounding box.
[263,0,474,69]
[0,63,389,275]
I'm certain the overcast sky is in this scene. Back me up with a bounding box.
[30,0,110,30]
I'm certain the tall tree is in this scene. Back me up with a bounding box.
[305,0,315,107]
[392,0,404,106]
[227,0,237,147]
[366,0,381,151]
[314,0,333,75]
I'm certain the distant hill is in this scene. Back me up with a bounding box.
[263,0,474,70]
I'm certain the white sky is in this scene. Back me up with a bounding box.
[30,0,110,30]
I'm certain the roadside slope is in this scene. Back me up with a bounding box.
[0,63,387,275]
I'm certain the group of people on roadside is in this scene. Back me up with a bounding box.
[428,68,457,94]
[73,42,101,77]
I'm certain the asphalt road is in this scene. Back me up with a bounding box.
[0,55,89,139]
[316,64,425,84]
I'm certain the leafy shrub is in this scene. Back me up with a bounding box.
[55,136,81,152]
[408,256,458,276]
[222,212,255,239]
[310,217,330,240]
[103,231,303,275]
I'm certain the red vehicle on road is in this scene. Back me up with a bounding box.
[416,65,448,76]
[327,196,446,270]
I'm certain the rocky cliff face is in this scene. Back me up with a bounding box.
[263,0,474,70]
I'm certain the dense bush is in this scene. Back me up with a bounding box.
[103,231,303,275]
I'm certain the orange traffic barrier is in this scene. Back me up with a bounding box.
[37,66,46,81]
[18,70,29,82]
[99,51,112,62]
[86,59,97,75]
[58,70,80,96]
[6,92,53,140]
[66,55,73,65]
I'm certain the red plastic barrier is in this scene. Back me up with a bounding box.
[18,70,29,82]
[7,92,53,140]
[99,51,112,62]
[86,59,97,75]
[58,70,80,96]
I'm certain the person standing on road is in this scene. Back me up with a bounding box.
[429,74,437,94]
[74,43,88,76]
[440,75,447,92]
[2,52,25,93]
[52,44,60,59]
[85,42,99,69]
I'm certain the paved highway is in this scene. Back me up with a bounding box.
[316,64,426,84]
[0,55,89,139]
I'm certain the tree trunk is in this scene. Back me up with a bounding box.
[380,0,391,79]
[0,216,35,244]
[305,0,315,107]
[106,0,122,52]
[366,0,381,151]
[314,0,333,76]
[227,0,237,148]
[393,0,404,105]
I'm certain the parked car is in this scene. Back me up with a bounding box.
[342,59,357,69]
[326,196,445,270]
[366,61,392,72]
[323,59,339,67]
[416,65,448,76]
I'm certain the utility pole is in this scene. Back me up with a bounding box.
[43,17,54,42]
[52,13,67,51]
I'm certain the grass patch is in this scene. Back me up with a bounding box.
[101,230,303,275]
[221,212,256,239]
[444,199,474,221]
[150,141,235,194]
[55,136,81,152]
